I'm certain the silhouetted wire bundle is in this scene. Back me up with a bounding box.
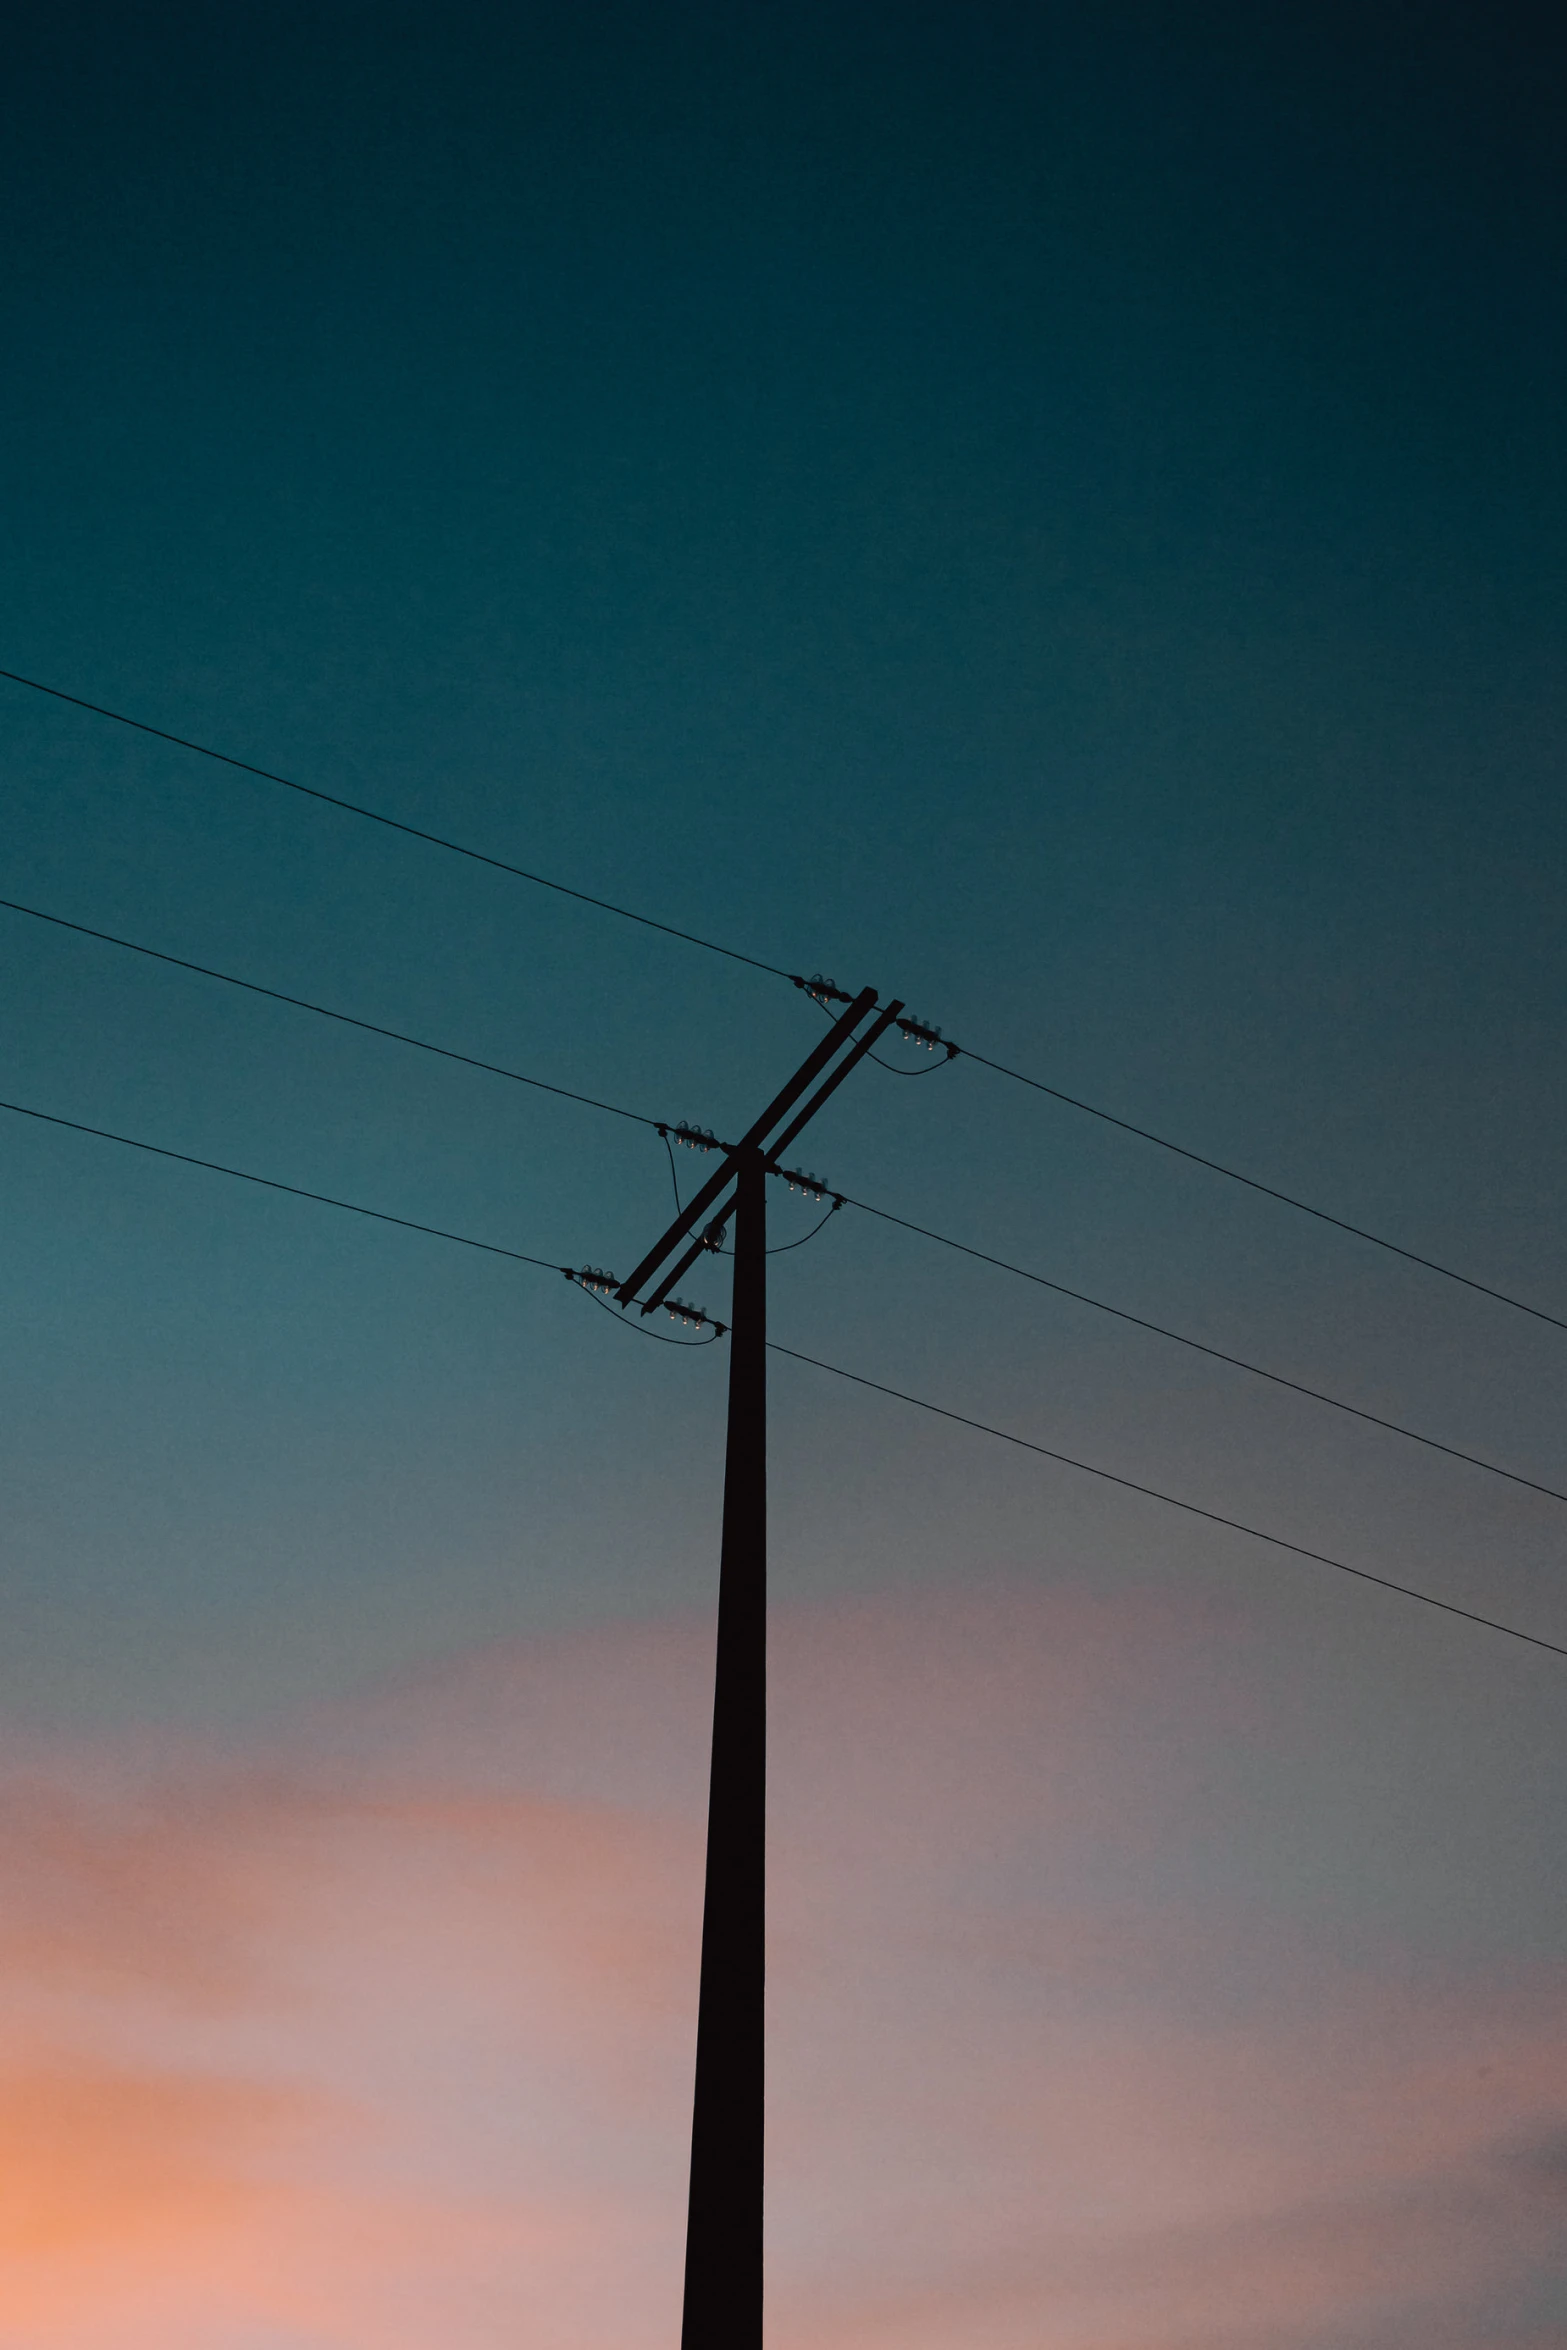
[4,663,1565,1668]
[1,1092,1561,1661]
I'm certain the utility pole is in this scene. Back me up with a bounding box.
[615,988,903,2349]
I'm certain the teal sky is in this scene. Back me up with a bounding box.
[1,8,1564,2342]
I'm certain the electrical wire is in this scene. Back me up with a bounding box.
[2,890,1552,1508]
[868,1048,954,1075]
[4,1094,717,1344]
[803,985,954,1076]
[660,1125,845,1258]
[7,664,1561,1335]
[661,1127,685,1215]
[838,1194,1567,1509]
[0,1097,564,1271]
[767,1344,1567,1664]
[764,1198,844,1253]
[2,1087,1558,1662]
[0,668,790,983]
[0,895,662,1130]
[571,1277,723,1345]
[960,1047,1567,1337]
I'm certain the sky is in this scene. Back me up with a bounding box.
[1,2,1565,2342]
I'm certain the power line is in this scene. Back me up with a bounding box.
[574,1279,724,1346]
[0,895,662,1131]
[838,1193,1567,1509]
[4,888,1556,1511]
[6,662,1562,1337]
[960,1047,1567,1337]
[0,1096,564,1272]
[0,666,789,982]
[0,1089,1559,1667]
[662,1121,845,1257]
[767,1345,1567,1665]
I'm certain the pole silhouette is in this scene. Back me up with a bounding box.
[615,991,902,2344]
[680,1144,766,2347]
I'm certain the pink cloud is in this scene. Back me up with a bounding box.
[0,1581,1560,2347]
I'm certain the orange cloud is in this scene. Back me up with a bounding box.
[0,1582,1560,2348]
[0,1766,699,2346]
[0,2055,315,2253]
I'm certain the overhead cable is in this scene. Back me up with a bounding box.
[0,1096,564,1271]
[3,889,1556,1510]
[766,1345,1567,1665]
[572,1279,724,1345]
[959,1046,1567,1336]
[838,1193,1567,1508]
[0,666,789,981]
[4,663,1560,1332]
[2,1086,1559,1665]
[0,895,663,1130]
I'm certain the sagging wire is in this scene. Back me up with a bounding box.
[694,1195,846,1259]
[793,974,960,1075]
[764,1196,845,1253]
[867,1048,952,1077]
[659,1119,723,1214]
[762,1163,847,1252]
[655,1126,846,1258]
[564,1266,726,1345]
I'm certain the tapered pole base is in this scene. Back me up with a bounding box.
[679,1147,766,2350]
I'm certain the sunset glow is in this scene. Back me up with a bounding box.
[0,1591,1560,2347]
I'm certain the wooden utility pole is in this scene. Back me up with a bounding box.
[679,1141,766,2343]
[615,990,902,2348]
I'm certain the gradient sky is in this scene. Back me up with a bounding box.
[2,4,1565,2343]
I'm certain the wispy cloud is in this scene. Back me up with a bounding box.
[0,1583,1561,2347]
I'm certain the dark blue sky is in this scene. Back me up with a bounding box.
[2,2,1563,1746]
[3,7,1567,2343]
